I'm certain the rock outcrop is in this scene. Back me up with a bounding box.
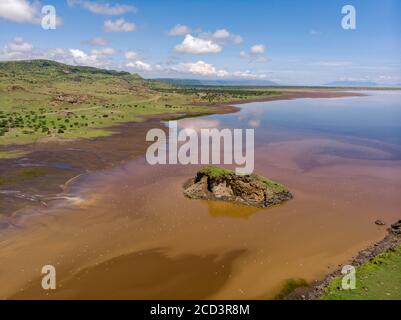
[183,166,293,208]
[391,220,401,234]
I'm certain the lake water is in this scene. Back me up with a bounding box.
[1,91,401,299]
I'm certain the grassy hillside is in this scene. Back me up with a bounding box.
[0,60,203,146]
[321,245,401,300]
[0,59,281,150]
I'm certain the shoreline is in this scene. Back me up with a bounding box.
[285,223,401,300]
[0,88,396,300]
[0,88,364,227]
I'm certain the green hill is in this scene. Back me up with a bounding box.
[0,59,281,152]
[0,59,136,77]
[0,59,198,147]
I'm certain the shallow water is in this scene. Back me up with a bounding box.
[2,91,401,299]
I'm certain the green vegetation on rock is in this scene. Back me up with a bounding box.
[199,165,289,194]
[198,165,234,179]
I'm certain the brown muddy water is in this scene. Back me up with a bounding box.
[1,91,401,299]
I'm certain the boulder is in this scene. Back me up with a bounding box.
[391,220,401,234]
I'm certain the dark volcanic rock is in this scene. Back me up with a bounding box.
[391,220,401,234]
[375,220,386,226]
[183,166,293,208]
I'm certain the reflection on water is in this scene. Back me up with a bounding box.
[205,200,264,219]
[1,91,401,299]
[226,91,401,156]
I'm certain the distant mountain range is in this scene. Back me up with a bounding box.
[324,81,401,87]
[154,78,279,86]
[324,81,379,87]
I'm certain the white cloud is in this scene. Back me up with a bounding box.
[90,47,116,56]
[199,29,243,45]
[0,0,63,26]
[68,0,136,15]
[231,35,243,44]
[68,48,115,68]
[241,44,268,63]
[0,0,41,23]
[168,24,191,36]
[7,37,33,52]
[84,37,109,46]
[69,49,96,64]
[0,39,115,68]
[171,60,267,79]
[126,60,152,71]
[125,50,139,60]
[239,51,248,59]
[212,29,230,39]
[250,44,265,54]
[175,35,222,54]
[232,70,266,78]
[173,61,228,77]
[104,18,136,32]
[0,37,34,59]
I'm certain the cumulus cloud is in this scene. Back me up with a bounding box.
[7,37,33,52]
[0,38,117,69]
[250,44,265,54]
[231,35,243,44]
[104,18,136,32]
[212,29,230,39]
[0,0,41,23]
[0,37,34,59]
[168,61,267,79]
[67,0,136,15]
[199,28,243,45]
[232,70,266,78]
[168,24,191,36]
[69,49,97,65]
[83,37,109,46]
[68,48,116,67]
[0,0,63,26]
[90,47,116,56]
[175,35,222,54]
[239,51,248,59]
[173,61,228,77]
[240,44,267,63]
[124,50,139,60]
[126,60,152,71]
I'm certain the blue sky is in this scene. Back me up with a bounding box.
[0,0,400,85]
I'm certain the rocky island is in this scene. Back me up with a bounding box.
[183,166,293,208]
